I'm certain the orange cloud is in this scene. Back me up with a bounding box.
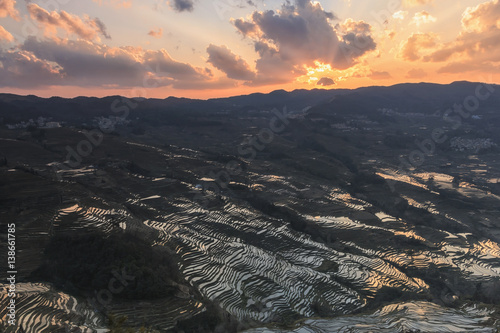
[423,0,500,73]
[27,4,111,41]
[412,11,436,26]
[92,0,132,9]
[368,70,392,80]
[437,61,500,74]
[403,0,434,7]
[406,68,427,78]
[148,28,163,38]
[0,0,19,20]
[462,0,500,32]
[392,11,408,20]
[399,33,438,61]
[0,24,13,41]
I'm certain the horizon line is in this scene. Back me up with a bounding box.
[0,80,498,101]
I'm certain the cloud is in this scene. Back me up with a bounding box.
[406,68,427,78]
[249,40,305,85]
[423,0,500,68]
[142,48,210,83]
[403,0,434,7]
[436,60,500,74]
[232,18,259,37]
[0,24,13,41]
[462,0,500,32]
[148,28,163,38]
[317,77,335,86]
[0,36,223,89]
[399,32,438,61]
[368,70,392,80]
[93,17,111,39]
[233,0,376,85]
[392,11,408,20]
[412,11,436,26]
[92,0,132,8]
[21,38,144,86]
[0,48,63,88]
[27,4,111,41]
[0,0,19,20]
[170,0,194,12]
[206,44,255,81]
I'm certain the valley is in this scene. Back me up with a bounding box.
[1,82,500,332]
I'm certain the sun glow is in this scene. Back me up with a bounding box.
[298,61,371,87]
[298,61,335,85]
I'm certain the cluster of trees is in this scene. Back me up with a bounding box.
[383,133,415,149]
[31,231,182,300]
[125,160,151,177]
[107,314,155,333]
[32,230,252,332]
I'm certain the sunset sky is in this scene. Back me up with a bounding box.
[0,0,499,98]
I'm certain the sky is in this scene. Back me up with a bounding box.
[0,0,499,99]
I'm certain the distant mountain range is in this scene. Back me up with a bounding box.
[1,81,499,124]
